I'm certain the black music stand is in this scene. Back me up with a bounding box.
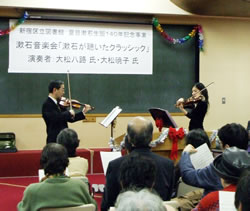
[149,107,178,128]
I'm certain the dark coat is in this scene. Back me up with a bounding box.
[42,97,85,144]
[101,148,175,211]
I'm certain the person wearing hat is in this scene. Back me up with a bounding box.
[192,147,250,211]
[179,123,249,197]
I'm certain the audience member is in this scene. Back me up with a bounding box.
[17,143,96,211]
[101,116,175,211]
[247,121,250,152]
[235,171,250,211]
[116,153,176,211]
[185,128,210,148]
[114,189,173,211]
[174,129,210,192]
[119,152,156,191]
[179,123,248,197]
[57,128,88,177]
[171,129,210,210]
[193,147,250,211]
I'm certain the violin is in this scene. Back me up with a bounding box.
[182,96,203,107]
[175,82,214,108]
[175,96,203,108]
[59,97,95,110]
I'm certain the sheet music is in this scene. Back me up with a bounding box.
[190,143,214,169]
[100,106,122,128]
[100,151,121,175]
[219,191,236,211]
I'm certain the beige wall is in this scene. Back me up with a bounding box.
[0,1,249,150]
[159,15,250,130]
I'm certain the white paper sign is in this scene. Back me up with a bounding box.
[100,151,121,175]
[219,191,236,211]
[9,20,152,75]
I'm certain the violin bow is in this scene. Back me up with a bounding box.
[198,82,214,95]
[67,70,73,110]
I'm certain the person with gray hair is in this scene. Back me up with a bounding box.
[101,116,175,211]
[114,189,168,211]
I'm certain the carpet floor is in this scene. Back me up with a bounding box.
[0,174,105,211]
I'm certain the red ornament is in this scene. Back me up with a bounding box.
[155,118,164,132]
[168,127,185,160]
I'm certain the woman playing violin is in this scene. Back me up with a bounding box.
[176,82,209,131]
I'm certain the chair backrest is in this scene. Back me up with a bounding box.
[162,201,179,211]
[40,204,95,211]
[177,178,203,197]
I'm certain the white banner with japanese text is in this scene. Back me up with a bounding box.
[9,20,152,75]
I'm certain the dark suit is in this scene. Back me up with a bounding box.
[42,97,85,144]
[101,148,175,211]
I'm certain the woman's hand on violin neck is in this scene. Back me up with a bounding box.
[176,98,185,107]
[82,104,92,114]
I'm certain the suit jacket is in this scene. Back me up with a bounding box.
[42,97,85,143]
[101,148,175,211]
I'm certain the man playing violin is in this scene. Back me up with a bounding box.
[42,80,92,144]
[176,82,209,131]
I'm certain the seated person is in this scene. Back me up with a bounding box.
[119,152,157,191]
[179,123,249,197]
[174,128,210,193]
[113,153,175,211]
[101,116,175,211]
[57,128,88,177]
[185,128,211,149]
[193,147,250,211]
[17,143,96,211]
[235,171,250,211]
[171,129,210,210]
[247,121,250,152]
[114,189,174,211]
